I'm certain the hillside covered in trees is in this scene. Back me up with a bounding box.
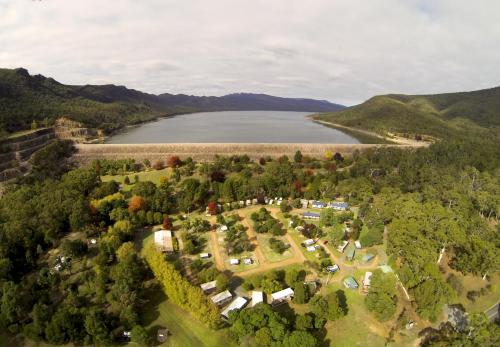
[0,68,344,136]
[315,86,500,140]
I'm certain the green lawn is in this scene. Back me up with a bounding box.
[138,285,232,347]
[320,283,388,347]
[101,168,171,191]
[256,233,294,262]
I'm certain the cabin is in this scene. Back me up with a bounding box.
[326,264,340,273]
[200,280,217,293]
[337,240,349,253]
[221,297,248,319]
[252,198,258,205]
[251,291,264,307]
[218,225,228,232]
[271,287,294,306]
[343,276,359,289]
[330,202,349,211]
[346,248,355,261]
[211,290,233,306]
[303,239,315,246]
[306,246,316,252]
[362,253,375,262]
[243,258,253,265]
[268,199,274,205]
[239,200,245,207]
[199,252,211,259]
[354,240,362,249]
[246,199,252,206]
[362,272,373,292]
[379,265,393,273]
[312,200,327,209]
[300,199,309,209]
[230,258,240,265]
[154,230,174,253]
[303,212,320,220]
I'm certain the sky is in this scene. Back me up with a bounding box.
[0,0,499,105]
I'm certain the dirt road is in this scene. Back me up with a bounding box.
[209,230,225,271]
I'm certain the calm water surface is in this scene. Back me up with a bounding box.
[106,111,360,143]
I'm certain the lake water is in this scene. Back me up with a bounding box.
[105,111,360,144]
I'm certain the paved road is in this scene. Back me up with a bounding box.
[485,301,499,322]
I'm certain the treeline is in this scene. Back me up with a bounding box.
[143,243,220,327]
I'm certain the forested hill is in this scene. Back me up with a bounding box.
[315,86,500,140]
[0,68,344,135]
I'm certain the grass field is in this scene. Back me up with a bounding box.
[101,168,171,191]
[139,285,231,347]
[256,233,294,262]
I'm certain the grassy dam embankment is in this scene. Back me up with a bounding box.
[73,143,418,163]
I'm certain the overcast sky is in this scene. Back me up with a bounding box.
[1,0,499,105]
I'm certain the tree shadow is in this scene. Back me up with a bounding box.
[140,282,168,327]
[335,289,349,315]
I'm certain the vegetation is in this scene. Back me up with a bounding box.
[315,86,500,140]
[365,270,398,322]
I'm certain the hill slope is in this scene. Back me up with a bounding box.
[315,87,500,140]
[0,68,344,135]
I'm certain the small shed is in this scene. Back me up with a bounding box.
[354,240,362,249]
[211,290,233,306]
[157,328,170,343]
[271,287,294,305]
[343,276,359,289]
[230,258,240,265]
[200,253,211,259]
[218,225,228,232]
[300,199,309,209]
[221,297,248,318]
[306,246,316,252]
[200,280,217,293]
[246,199,252,206]
[251,291,264,307]
[243,258,253,265]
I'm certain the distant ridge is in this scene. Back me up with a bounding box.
[315,86,500,139]
[0,68,344,134]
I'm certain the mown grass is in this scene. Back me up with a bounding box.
[101,168,171,191]
[256,233,294,263]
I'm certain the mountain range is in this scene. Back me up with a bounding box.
[0,68,344,134]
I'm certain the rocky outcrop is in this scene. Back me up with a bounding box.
[54,117,104,143]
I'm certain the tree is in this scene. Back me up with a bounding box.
[162,216,173,229]
[31,119,38,130]
[167,155,182,168]
[124,176,131,185]
[131,325,153,346]
[216,272,230,291]
[365,270,398,321]
[294,150,303,163]
[207,201,218,215]
[84,309,111,346]
[333,152,344,162]
[128,196,147,213]
[293,282,309,304]
[153,160,164,170]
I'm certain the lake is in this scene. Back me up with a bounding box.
[105,110,360,144]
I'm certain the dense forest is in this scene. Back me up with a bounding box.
[0,131,498,345]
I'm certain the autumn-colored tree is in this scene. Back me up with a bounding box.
[152,160,164,170]
[259,157,266,166]
[167,155,181,168]
[162,216,172,230]
[293,180,302,192]
[333,152,344,162]
[128,196,147,213]
[207,201,218,215]
[210,170,225,182]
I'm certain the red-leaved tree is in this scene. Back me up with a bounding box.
[167,155,182,168]
[128,195,147,213]
[162,216,173,230]
[207,201,218,215]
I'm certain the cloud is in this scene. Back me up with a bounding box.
[0,0,499,105]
